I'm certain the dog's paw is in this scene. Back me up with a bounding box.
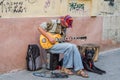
[102,71,106,74]
[97,71,106,75]
[98,72,103,75]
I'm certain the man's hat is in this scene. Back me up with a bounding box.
[60,15,73,28]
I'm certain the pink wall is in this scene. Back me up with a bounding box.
[0,17,119,73]
[67,17,102,45]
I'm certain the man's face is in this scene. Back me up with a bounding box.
[61,21,68,28]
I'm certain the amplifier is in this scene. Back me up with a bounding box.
[46,52,59,70]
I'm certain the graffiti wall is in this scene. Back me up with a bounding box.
[0,0,91,18]
[0,0,120,18]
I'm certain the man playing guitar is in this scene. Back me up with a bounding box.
[38,15,89,78]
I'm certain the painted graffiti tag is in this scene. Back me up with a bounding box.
[43,0,55,13]
[68,2,89,15]
[44,0,51,13]
[0,0,26,13]
[44,0,50,8]
[69,2,84,11]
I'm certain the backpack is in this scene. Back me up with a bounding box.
[26,44,42,71]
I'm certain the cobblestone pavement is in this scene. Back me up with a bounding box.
[0,48,120,80]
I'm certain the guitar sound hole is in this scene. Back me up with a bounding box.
[42,38,46,43]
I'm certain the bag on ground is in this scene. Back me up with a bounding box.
[26,44,42,71]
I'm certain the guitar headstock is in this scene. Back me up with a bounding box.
[79,36,87,40]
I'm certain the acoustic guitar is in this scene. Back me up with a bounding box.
[39,32,87,49]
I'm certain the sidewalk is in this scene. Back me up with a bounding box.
[0,48,120,80]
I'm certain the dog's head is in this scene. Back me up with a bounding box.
[84,47,95,61]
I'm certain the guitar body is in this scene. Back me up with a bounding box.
[40,33,62,49]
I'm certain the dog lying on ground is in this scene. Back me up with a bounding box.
[82,47,106,75]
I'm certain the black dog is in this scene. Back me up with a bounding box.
[82,47,106,75]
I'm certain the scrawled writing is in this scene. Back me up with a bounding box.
[0,0,26,13]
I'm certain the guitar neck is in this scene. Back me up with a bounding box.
[58,36,87,43]
[65,36,87,40]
